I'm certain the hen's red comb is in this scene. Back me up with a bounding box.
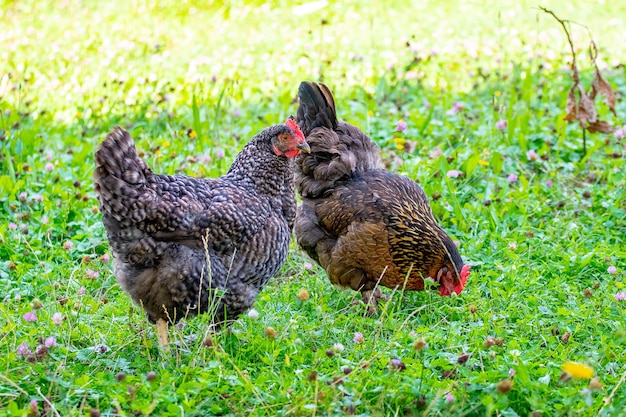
[451,264,470,295]
[285,118,305,141]
[460,264,470,282]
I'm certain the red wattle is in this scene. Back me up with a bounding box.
[439,264,471,296]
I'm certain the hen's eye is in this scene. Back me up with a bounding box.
[278,133,291,142]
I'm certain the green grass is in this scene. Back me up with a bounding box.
[1,0,626,415]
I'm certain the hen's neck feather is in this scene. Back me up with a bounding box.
[226,136,294,198]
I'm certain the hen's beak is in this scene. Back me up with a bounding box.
[297,141,311,153]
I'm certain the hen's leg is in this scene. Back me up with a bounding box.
[155,318,170,350]
[360,287,387,316]
[361,289,378,315]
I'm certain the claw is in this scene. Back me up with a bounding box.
[361,290,379,316]
[361,288,388,316]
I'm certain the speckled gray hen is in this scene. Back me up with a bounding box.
[94,122,308,336]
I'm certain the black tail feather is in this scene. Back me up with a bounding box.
[297,82,338,136]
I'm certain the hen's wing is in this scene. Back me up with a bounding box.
[94,127,270,265]
[296,175,390,290]
[297,170,439,290]
[148,182,270,252]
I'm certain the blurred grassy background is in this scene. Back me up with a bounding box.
[2,0,624,174]
[3,0,625,106]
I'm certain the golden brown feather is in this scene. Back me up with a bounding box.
[294,82,470,314]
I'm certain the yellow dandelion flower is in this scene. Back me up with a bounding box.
[155,150,161,157]
[392,137,405,144]
[188,129,197,139]
[367,110,373,117]
[562,362,594,379]
[395,144,404,150]
[479,160,489,166]
[483,149,490,157]
[76,112,82,118]
[495,91,501,97]
[163,141,171,147]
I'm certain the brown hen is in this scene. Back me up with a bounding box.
[294,82,469,313]
[94,120,309,347]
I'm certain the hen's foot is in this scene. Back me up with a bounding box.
[156,318,170,351]
[361,288,387,316]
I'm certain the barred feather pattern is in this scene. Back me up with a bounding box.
[294,82,466,297]
[94,125,297,326]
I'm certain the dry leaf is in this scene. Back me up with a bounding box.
[586,120,614,134]
[577,84,597,124]
[564,84,578,122]
[591,67,617,115]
